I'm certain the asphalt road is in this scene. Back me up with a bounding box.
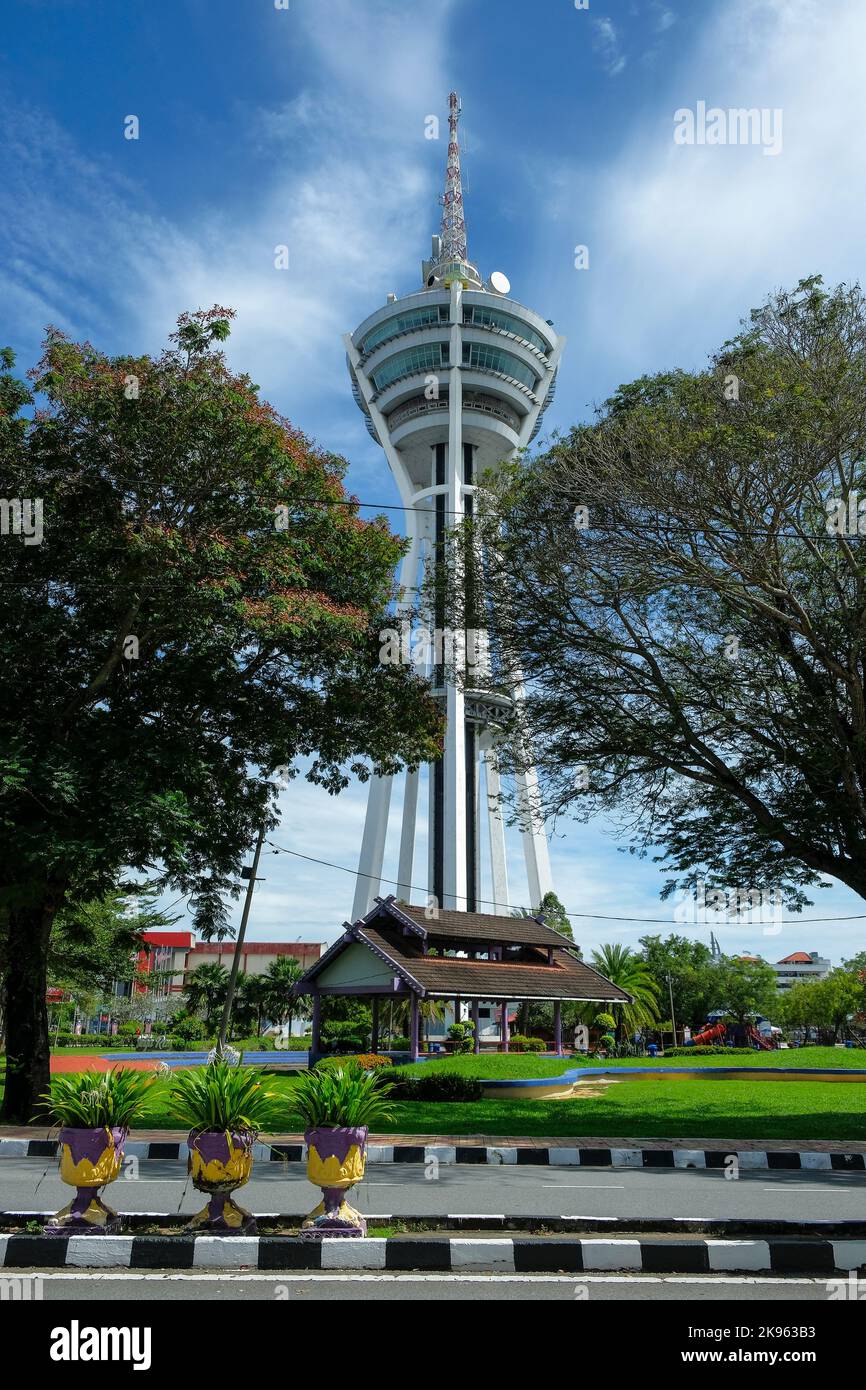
[3,1157,866,1222]
[6,1270,843,1300]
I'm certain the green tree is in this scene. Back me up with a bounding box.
[449,277,866,923]
[537,891,574,943]
[711,956,778,1024]
[638,934,719,1031]
[262,956,306,1035]
[183,962,229,1035]
[588,943,661,1041]
[0,311,442,1121]
[47,887,177,994]
[815,970,863,1041]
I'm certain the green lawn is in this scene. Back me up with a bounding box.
[7,1071,860,1142]
[381,1079,866,1140]
[398,1047,866,1078]
[3,1050,865,1141]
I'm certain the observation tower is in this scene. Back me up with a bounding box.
[345,93,565,919]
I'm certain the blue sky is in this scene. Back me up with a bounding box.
[3,0,866,965]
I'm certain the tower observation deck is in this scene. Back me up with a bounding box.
[344,93,565,918]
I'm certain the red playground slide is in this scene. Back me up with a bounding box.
[748,1026,773,1050]
[690,1021,727,1046]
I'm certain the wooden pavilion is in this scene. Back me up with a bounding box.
[293,895,630,1060]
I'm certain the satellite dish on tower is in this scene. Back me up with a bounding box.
[489,270,511,295]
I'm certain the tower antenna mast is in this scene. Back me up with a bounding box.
[440,91,468,262]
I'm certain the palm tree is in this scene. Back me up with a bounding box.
[183,962,229,1035]
[229,972,261,1039]
[589,944,661,1043]
[388,996,447,1048]
[263,956,306,1037]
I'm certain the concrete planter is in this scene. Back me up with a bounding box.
[45,1125,128,1234]
[301,1125,368,1238]
[186,1129,256,1235]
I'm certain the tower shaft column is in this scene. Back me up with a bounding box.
[440,282,467,910]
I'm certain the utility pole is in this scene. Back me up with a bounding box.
[666,972,678,1048]
[216,822,267,1057]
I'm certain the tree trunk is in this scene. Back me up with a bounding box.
[2,894,59,1124]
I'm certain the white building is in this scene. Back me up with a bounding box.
[771,951,832,992]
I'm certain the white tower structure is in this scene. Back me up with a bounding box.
[345,93,565,919]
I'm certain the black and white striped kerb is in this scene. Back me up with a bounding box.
[1,1232,864,1273]
[2,1138,863,1170]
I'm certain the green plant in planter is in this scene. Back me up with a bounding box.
[291,1065,395,1240]
[41,1068,157,1129]
[169,1061,281,1235]
[40,1068,157,1234]
[290,1064,395,1130]
[168,1060,279,1135]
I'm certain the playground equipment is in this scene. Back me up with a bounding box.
[687,1021,777,1049]
[690,1021,726,1046]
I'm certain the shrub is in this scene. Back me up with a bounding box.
[320,1022,369,1053]
[388,1035,410,1051]
[508,1035,545,1053]
[446,1022,475,1053]
[391,1071,483,1102]
[315,1054,391,1072]
[118,1021,140,1038]
[170,1012,207,1042]
[53,1032,129,1049]
[666,1045,759,1057]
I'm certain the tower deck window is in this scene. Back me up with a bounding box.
[464,305,550,356]
[462,342,539,390]
[371,342,449,393]
[361,305,448,356]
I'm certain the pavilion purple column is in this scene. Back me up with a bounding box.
[410,993,420,1062]
[554,1000,562,1056]
[310,992,321,1055]
[371,997,379,1053]
[471,999,480,1053]
[501,1001,509,1053]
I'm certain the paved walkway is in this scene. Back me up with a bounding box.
[1,1123,862,1152]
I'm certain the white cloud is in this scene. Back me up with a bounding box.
[0,0,460,434]
[536,0,866,408]
[592,17,627,77]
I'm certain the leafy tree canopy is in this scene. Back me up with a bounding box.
[0,308,442,1120]
[451,277,866,911]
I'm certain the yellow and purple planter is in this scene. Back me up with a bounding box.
[301,1125,368,1239]
[45,1126,128,1234]
[186,1129,257,1235]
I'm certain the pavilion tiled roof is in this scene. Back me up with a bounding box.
[294,897,631,1004]
[391,901,574,948]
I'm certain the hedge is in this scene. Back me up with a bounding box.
[390,1071,483,1102]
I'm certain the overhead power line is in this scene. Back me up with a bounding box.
[264,839,866,927]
